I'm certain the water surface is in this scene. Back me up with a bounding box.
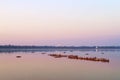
[0,49,120,80]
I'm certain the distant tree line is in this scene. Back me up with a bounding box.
[0,45,120,49]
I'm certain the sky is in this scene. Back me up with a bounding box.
[0,0,120,46]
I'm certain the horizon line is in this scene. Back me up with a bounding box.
[0,45,120,47]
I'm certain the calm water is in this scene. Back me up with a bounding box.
[0,49,120,80]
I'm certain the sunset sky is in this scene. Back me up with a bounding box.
[0,0,120,46]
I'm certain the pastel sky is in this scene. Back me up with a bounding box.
[0,0,120,46]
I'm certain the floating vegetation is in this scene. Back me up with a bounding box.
[85,53,89,55]
[48,54,109,63]
[101,53,104,54]
[49,54,67,58]
[70,50,73,52]
[41,53,46,54]
[16,56,22,58]
[63,52,66,53]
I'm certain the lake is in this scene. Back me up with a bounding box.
[0,49,120,80]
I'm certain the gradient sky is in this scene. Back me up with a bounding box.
[0,0,120,46]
